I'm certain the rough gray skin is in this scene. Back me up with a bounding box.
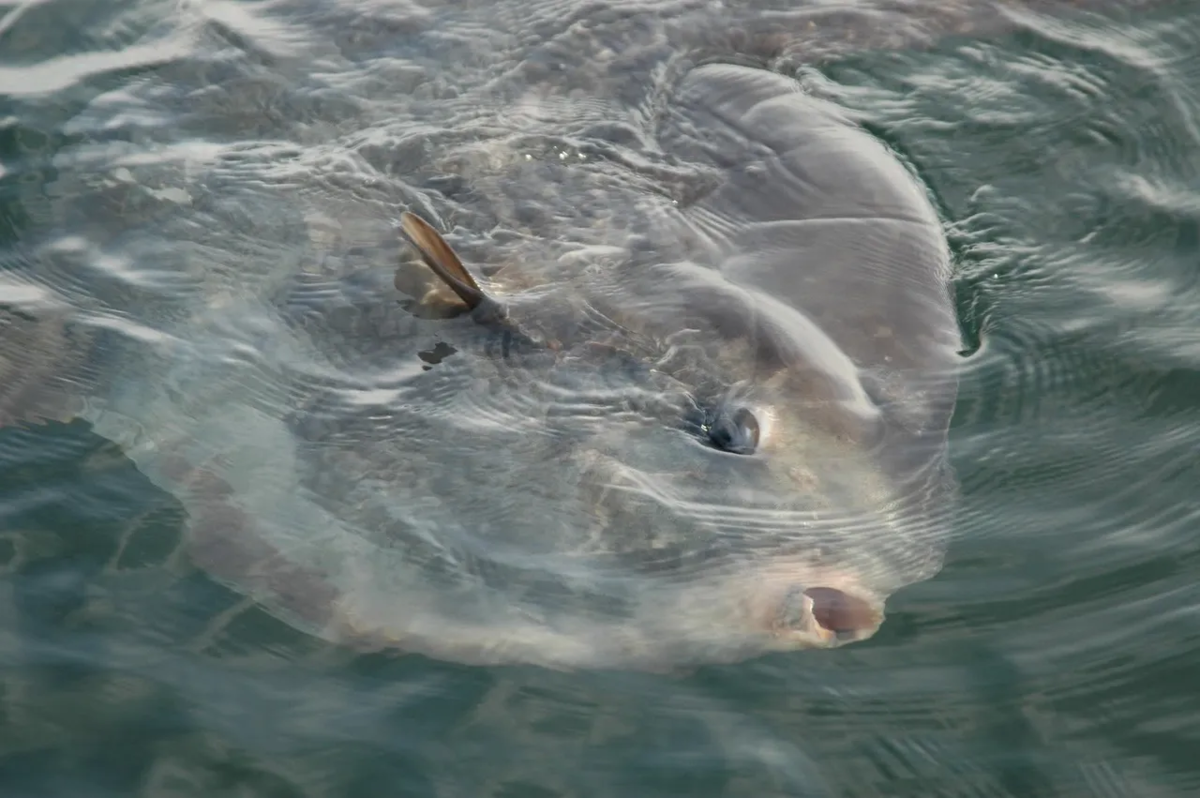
[12,0,1124,668]
[199,63,961,670]
[4,61,961,671]
[8,0,1159,669]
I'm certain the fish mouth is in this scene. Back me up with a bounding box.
[770,583,885,648]
[805,586,884,643]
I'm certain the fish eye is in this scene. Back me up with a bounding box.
[707,405,760,455]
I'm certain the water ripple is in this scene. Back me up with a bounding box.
[2,0,1200,796]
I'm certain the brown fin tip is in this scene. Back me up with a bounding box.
[398,212,487,310]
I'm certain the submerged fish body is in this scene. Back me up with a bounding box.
[238,63,961,669]
[1,59,961,670]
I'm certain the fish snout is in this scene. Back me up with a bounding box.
[770,582,884,647]
[804,586,882,641]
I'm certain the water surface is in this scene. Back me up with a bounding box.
[2,0,1200,795]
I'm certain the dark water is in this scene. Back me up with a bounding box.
[2,0,1199,795]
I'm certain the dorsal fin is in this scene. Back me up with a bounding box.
[398,212,489,311]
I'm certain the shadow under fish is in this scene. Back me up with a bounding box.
[0,63,963,672]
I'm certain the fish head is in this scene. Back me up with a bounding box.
[396,211,949,659]
[572,262,947,654]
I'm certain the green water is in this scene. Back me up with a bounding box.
[2,1,1200,796]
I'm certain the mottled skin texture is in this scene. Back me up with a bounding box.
[12,0,1166,667]
[0,305,91,428]
[238,62,963,669]
[1,61,962,670]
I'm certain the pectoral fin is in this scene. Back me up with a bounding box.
[398,212,490,311]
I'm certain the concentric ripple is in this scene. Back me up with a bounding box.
[2,0,1200,797]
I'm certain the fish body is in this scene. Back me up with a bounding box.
[1,62,961,671]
